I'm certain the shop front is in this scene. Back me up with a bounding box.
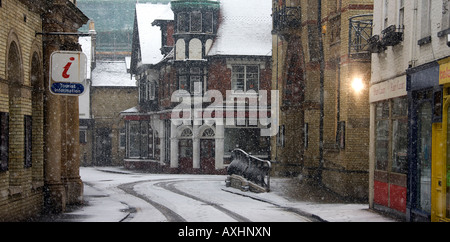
[370,75,408,217]
[432,57,450,222]
[406,62,442,222]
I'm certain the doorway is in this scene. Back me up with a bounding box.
[95,127,112,166]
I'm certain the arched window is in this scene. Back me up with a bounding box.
[7,40,23,172]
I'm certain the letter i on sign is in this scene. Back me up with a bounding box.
[62,57,75,79]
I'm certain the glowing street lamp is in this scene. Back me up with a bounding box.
[351,77,365,93]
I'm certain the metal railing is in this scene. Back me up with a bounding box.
[348,14,373,56]
[227,148,272,191]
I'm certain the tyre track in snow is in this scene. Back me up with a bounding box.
[119,178,251,222]
[154,180,252,222]
[118,180,187,222]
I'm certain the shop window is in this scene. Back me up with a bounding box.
[128,121,141,158]
[140,121,149,158]
[127,121,153,159]
[0,112,8,172]
[375,101,389,171]
[392,98,408,173]
[375,98,408,173]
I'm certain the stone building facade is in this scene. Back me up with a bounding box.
[272,0,373,200]
[0,0,88,221]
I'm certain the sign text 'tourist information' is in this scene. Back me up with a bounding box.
[49,51,87,96]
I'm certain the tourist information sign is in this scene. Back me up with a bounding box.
[49,51,87,96]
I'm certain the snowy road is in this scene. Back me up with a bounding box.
[79,167,312,222]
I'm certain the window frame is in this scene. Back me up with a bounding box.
[374,97,408,174]
[231,65,260,92]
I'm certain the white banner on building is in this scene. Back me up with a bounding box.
[370,76,407,103]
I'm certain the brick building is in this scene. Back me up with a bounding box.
[122,0,273,174]
[272,0,373,200]
[89,60,138,166]
[0,0,88,221]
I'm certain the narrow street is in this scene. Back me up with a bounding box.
[39,167,397,223]
[78,167,312,222]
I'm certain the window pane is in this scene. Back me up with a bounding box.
[376,101,389,119]
[190,11,202,32]
[392,97,407,117]
[246,65,259,91]
[119,127,126,148]
[178,12,189,32]
[129,121,140,157]
[232,66,245,91]
[141,121,148,158]
[376,120,389,171]
[416,102,432,212]
[392,118,407,173]
[179,139,193,158]
[190,75,202,94]
[179,76,188,91]
[204,12,213,33]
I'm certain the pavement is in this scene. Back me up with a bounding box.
[34,167,400,222]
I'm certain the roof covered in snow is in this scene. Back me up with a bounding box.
[135,3,174,65]
[207,0,272,57]
[92,61,136,87]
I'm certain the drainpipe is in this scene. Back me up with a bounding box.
[317,0,325,184]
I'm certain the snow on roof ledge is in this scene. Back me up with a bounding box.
[136,3,174,65]
[207,0,272,57]
[92,61,136,87]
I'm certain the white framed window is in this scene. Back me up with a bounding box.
[420,0,431,38]
[383,0,389,30]
[398,0,405,28]
[231,65,259,92]
[442,0,450,31]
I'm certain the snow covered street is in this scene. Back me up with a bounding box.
[41,167,399,222]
